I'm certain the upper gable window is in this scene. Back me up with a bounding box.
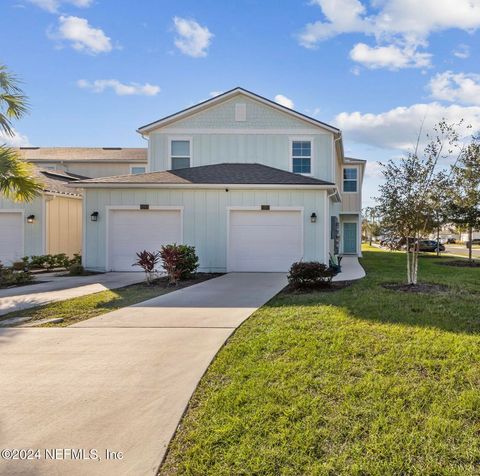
[130,166,146,174]
[343,168,358,192]
[291,140,311,174]
[171,140,191,170]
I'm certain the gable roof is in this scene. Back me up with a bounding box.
[73,163,335,188]
[16,147,147,163]
[137,87,340,135]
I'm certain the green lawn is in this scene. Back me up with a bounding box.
[161,247,480,476]
[0,274,217,327]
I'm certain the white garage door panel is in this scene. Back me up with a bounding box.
[0,212,24,265]
[228,210,303,272]
[108,209,182,271]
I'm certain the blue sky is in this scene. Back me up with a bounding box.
[2,0,480,205]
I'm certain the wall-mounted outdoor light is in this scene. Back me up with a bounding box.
[310,212,317,223]
[90,211,99,222]
[26,214,35,224]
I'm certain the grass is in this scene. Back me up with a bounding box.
[0,274,218,327]
[160,246,480,476]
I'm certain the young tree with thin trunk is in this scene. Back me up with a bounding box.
[376,121,463,285]
[447,135,480,262]
[0,64,42,202]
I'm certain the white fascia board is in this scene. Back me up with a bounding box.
[72,183,338,191]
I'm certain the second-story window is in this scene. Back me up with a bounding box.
[292,140,311,174]
[171,140,191,170]
[130,166,146,174]
[343,168,358,192]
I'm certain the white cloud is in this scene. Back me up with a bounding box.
[77,79,160,96]
[0,129,30,147]
[298,0,480,69]
[274,94,294,109]
[300,0,480,47]
[28,0,93,13]
[49,15,112,54]
[350,43,432,70]
[335,102,480,150]
[428,71,480,106]
[365,161,384,179]
[453,44,470,59]
[173,17,213,58]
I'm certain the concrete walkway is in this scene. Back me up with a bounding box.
[332,256,366,282]
[0,273,287,476]
[0,272,145,316]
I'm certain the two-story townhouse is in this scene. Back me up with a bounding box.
[74,87,365,273]
[0,148,147,265]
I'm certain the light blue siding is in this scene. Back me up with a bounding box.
[148,96,335,182]
[84,188,328,272]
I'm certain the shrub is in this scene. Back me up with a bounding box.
[160,244,199,285]
[22,253,82,270]
[12,261,26,271]
[287,261,334,290]
[69,263,84,276]
[0,261,33,287]
[132,250,160,284]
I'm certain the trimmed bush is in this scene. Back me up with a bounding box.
[69,263,84,276]
[22,253,82,270]
[0,261,33,287]
[160,244,199,285]
[287,261,334,290]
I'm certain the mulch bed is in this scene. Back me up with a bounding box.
[281,281,352,294]
[437,260,480,268]
[382,282,450,294]
[147,273,223,289]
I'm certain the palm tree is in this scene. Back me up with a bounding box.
[0,64,42,202]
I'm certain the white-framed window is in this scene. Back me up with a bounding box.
[130,166,146,174]
[343,167,358,192]
[170,138,191,170]
[291,140,312,175]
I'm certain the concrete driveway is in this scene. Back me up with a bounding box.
[0,273,287,476]
[0,272,145,316]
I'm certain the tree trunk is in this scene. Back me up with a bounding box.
[436,225,441,257]
[469,226,473,262]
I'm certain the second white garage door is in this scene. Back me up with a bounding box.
[108,209,182,271]
[228,209,303,272]
[0,211,24,266]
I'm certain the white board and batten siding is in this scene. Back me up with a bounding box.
[106,207,183,271]
[84,188,328,273]
[228,208,303,272]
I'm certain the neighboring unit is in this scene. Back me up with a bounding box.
[75,88,366,273]
[0,168,82,265]
[16,147,148,178]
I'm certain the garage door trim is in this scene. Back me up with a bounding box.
[105,206,184,271]
[226,206,304,272]
[0,209,25,264]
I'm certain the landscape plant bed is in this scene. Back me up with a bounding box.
[0,279,41,290]
[281,280,352,294]
[437,259,480,267]
[160,246,480,475]
[381,282,450,293]
[0,272,222,327]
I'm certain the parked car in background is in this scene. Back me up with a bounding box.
[418,240,445,252]
[466,239,480,248]
[446,238,456,244]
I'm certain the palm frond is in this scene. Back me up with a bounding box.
[0,145,43,202]
[0,64,29,137]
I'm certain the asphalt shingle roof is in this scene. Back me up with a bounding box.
[34,168,85,196]
[74,163,335,186]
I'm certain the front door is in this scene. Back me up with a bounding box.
[343,222,357,254]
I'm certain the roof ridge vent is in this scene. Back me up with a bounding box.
[102,147,122,150]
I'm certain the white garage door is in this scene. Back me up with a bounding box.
[228,210,303,272]
[0,212,24,266]
[108,209,182,271]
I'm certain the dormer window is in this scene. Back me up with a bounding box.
[343,168,358,192]
[291,140,311,174]
[170,139,191,170]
